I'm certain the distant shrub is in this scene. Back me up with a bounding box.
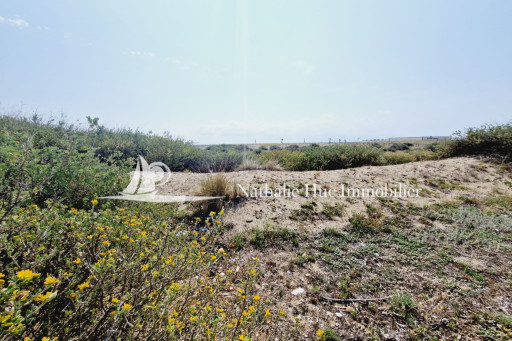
[410,149,439,161]
[269,145,281,151]
[256,145,382,171]
[382,152,416,165]
[295,144,382,171]
[441,123,512,159]
[285,144,300,152]
[424,142,439,152]
[188,152,243,173]
[387,143,410,152]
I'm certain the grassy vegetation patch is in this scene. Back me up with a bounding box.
[232,226,302,250]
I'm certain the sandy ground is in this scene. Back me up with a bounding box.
[161,157,511,233]
[156,156,512,340]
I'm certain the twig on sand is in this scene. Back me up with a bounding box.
[319,294,393,303]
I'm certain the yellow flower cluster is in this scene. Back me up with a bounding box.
[16,269,40,281]
[44,275,60,285]
[77,281,90,290]
[34,291,57,302]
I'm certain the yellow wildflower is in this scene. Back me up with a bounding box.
[91,199,98,205]
[264,309,270,317]
[253,295,260,301]
[34,291,56,302]
[17,269,40,280]
[44,276,60,285]
[77,281,90,290]
[316,329,325,337]
[122,303,132,310]
[73,258,81,265]
[112,298,119,303]
[141,264,149,271]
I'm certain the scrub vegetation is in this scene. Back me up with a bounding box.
[0,113,511,340]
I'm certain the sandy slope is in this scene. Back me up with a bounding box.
[161,157,511,232]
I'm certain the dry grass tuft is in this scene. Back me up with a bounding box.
[236,158,284,171]
[235,158,262,171]
[260,159,284,171]
[196,173,236,198]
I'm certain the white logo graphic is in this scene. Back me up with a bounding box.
[100,156,221,203]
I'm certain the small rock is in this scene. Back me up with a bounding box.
[335,312,343,318]
[291,288,306,296]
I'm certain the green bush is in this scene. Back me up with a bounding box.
[296,144,382,171]
[0,129,129,218]
[382,152,416,165]
[258,144,382,171]
[441,123,512,159]
[387,143,410,152]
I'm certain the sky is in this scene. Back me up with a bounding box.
[1,0,511,144]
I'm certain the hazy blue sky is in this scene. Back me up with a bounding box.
[1,1,511,144]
